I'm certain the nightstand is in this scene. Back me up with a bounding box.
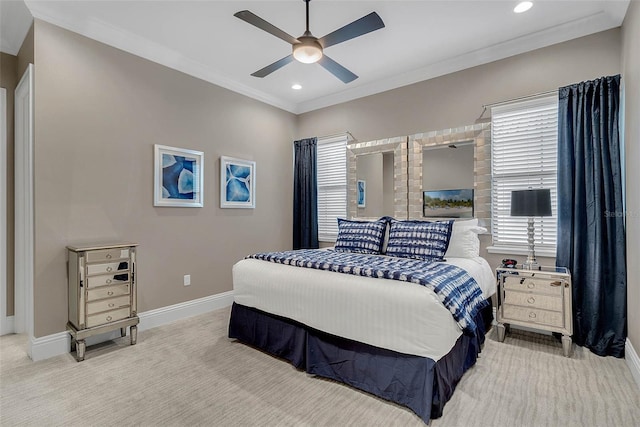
[496,265,573,357]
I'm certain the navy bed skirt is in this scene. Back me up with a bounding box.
[228,301,492,424]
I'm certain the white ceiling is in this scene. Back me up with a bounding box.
[1,1,630,114]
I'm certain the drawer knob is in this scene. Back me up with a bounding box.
[550,280,562,287]
[106,253,112,259]
[529,312,537,319]
[106,316,113,321]
[108,303,115,307]
[106,279,112,284]
[106,267,113,272]
[527,297,536,304]
[527,282,535,289]
[107,291,114,296]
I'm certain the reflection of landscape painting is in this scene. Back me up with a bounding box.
[423,189,474,218]
[357,180,366,208]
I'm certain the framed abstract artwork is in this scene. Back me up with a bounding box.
[220,156,256,208]
[357,180,366,208]
[154,144,204,207]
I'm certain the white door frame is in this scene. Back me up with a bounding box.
[0,87,11,335]
[14,64,35,354]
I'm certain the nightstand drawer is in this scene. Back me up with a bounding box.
[87,295,130,315]
[86,248,130,263]
[87,261,129,277]
[87,273,130,288]
[503,291,562,312]
[503,275,564,296]
[502,305,564,328]
[86,307,130,328]
[87,283,130,301]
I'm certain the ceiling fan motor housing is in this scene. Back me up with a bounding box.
[293,35,323,63]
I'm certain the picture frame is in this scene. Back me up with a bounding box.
[154,144,204,207]
[423,189,474,218]
[220,156,256,209]
[357,180,366,208]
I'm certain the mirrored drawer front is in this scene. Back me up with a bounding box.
[503,291,562,312]
[86,248,130,263]
[87,273,129,288]
[87,283,130,301]
[87,261,129,277]
[502,305,564,328]
[504,276,563,296]
[87,295,130,315]
[86,306,130,328]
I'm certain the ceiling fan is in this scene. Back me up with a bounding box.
[234,0,385,83]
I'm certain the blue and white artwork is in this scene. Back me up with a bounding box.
[221,156,256,208]
[162,154,197,200]
[154,145,204,207]
[357,180,366,208]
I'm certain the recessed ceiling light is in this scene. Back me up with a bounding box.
[514,1,533,13]
[291,84,302,90]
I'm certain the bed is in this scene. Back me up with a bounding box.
[228,218,495,424]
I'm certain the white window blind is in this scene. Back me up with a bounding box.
[317,134,347,242]
[491,95,558,252]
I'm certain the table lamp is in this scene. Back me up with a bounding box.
[510,188,552,270]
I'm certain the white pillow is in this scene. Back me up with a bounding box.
[445,219,486,259]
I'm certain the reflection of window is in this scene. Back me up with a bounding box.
[317,134,347,242]
[491,95,558,253]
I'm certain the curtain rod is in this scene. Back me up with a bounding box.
[482,89,558,109]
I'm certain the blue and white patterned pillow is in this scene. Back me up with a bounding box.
[334,218,388,255]
[386,219,454,261]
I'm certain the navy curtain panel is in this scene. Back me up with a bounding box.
[556,75,627,358]
[293,138,319,250]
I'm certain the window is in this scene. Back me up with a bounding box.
[490,95,558,255]
[317,134,347,242]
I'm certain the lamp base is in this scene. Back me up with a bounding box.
[523,217,539,270]
[522,259,540,271]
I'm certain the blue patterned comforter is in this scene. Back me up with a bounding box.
[248,249,488,336]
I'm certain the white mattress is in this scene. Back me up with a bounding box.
[232,256,496,361]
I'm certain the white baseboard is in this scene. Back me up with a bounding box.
[626,338,640,391]
[29,291,234,362]
[1,315,15,336]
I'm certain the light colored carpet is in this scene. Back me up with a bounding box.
[1,306,639,426]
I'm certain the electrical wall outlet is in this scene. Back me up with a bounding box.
[183,274,191,286]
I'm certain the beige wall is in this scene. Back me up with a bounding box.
[298,28,622,273]
[622,1,640,356]
[1,52,18,316]
[31,20,296,337]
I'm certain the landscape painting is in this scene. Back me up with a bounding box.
[423,189,474,218]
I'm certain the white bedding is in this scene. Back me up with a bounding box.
[232,256,496,361]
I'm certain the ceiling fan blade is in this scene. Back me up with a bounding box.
[234,10,299,45]
[318,55,358,83]
[318,12,385,48]
[251,55,295,78]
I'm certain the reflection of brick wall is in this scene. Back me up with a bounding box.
[347,123,491,230]
[408,123,491,229]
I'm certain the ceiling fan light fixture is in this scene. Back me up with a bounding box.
[293,37,323,64]
[514,1,533,13]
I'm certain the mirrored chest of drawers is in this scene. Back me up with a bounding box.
[67,243,139,361]
[496,266,573,357]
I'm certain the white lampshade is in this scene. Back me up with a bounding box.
[293,38,323,64]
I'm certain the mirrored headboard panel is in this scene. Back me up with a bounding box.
[347,136,408,220]
[408,123,491,226]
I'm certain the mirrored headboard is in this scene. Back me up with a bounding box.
[347,136,408,220]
